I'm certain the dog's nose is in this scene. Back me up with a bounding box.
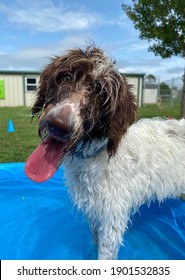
[45,106,72,142]
[46,119,72,142]
[42,100,80,141]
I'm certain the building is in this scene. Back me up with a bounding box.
[0,70,40,107]
[0,70,145,107]
[144,84,158,104]
[123,73,145,106]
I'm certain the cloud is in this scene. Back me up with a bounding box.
[1,35,183,88]
[118,54,183,87]
[166,66,184,74]
[0,0,103,32]
[0,36,90,70]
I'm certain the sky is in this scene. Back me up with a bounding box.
[0,0,184,87]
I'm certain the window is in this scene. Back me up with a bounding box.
[25,77,38,92]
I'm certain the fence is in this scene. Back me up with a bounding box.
[143,78,182,108]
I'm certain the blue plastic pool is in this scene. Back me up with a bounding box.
[0,162,185,260]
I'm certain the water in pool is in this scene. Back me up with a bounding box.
[0,163,185,260]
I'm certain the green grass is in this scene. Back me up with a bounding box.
[0,107,40,163]
[0,103,181,163]
[138,101,181,119]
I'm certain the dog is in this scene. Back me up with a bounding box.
[25,45,185,260]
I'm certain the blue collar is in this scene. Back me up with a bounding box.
[75,138,108,159]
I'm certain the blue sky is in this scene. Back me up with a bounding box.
[0,0,183,86]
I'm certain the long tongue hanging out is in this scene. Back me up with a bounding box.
[25,137,67,183]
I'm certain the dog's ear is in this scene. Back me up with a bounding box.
[107,74,137,157]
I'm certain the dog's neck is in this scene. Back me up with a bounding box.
[75,138,108,159]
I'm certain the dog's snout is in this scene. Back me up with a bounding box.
[44,103,76,142]
[39,99,81,142]
[46,120,72,142]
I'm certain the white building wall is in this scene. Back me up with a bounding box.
[126,76,143,106]
[0,73,40,107]
[126,77,138,96]
[144,88,158,104]
[25,91,37,107]
[0,74,24,106]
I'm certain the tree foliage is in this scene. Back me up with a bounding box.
[122,0,185,117]
[122,0,185,58]
[160,82,171,95]
[145,74,157,84]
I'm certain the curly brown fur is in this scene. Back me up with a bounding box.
[32,45,137,156]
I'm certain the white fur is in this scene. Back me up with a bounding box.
[48,101,79,118]
[63,118,185,259]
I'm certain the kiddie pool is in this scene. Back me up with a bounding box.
[0,162,185,260]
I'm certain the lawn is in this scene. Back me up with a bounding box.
[0,107,40,163]
[0,103,181,163]
[137,101,181,119]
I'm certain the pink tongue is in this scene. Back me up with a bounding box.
[25,137,67,183]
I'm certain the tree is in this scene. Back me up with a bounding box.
[145,74,157,85]
[181,68,185,115]
[160,82,171,95]
[122,0,185,117]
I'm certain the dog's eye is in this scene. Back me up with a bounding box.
[98,89,107,101]
[64,74,72,82]
[95,82,107,101]
[95,82,102,93]
[55,72,72,85]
